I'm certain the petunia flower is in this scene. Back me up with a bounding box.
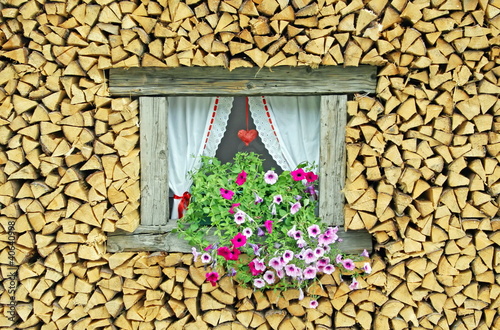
[361,249,370,258]
[323,264,335,274]
[304,249,317,264]
[228,247,241,260]
[206,272,219,286]
[342,258,355,271]
[285,264,301,278]
[264,220,273,234]
[263,271,275,284]
[273,195,283,204]
[363,262,372,274]
[298,287,304,301]
[309,300,319,308]
[314,247,325,258]
[253,278,266,288]
[229,203,241,214]
[192,247,201,262]
[220,188,234,200]
[290,202,301,214]
[242,227,253,238]
[296,238,306,248]
[217,246,232,260]
[228,268,237,277]
[305,171,318,182]
[291,168,306,181]
[248,243,261,256]
[249,258,265,276]
[269,257,284,270]
[254,192,263,204]
[287,225,297,237]
[307,224,321,237]
[257,227,265,236]
[264,170,278,184]
[234,211,246,225]
[349,276,359,290]
[201,253,212,264]
[270,203,276,215]
[335,254,343,264]
[231,233,247,248]
[303,266,317,279]
[236,171,247,185]
[276,269,285,279]
[283,250,294,263]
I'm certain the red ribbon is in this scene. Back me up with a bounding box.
[174,192,191,218]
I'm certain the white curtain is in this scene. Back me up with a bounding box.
[168,97,233,219]
[249,96,321,170]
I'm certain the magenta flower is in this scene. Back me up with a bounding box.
[204,245,214,251]
[276,269,285,279]
[361,249,370,258]
[234,211,246,225]
[363,262,372,274]
[309,300,319,308]
[263,271,275,284]
[231,233,247,248]
[305,171,318,182]
[217,246,232,260]
[349,277,359,290]
[253,278,266,288]
[290,202,301,214]
[318,233,336,246]
[314,247,325,258]
[316,257,330,269]
[206,272,219,286]
[273,195,283,204]
[264,170,278,184]
[236,171,247,185]
[220,188,234,200]
[229,203,241,214]
[249,260,264,276]
[303,266,317,279]
[336,254,343,263]
[291,168,306,181]
[283,250,294,263]
[307,224,321,237]
[264,220,273,234]
[342,258,355,271]
[296,238,306,248]
[285,264,301,278]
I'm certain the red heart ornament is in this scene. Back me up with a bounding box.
[238,129,258,146]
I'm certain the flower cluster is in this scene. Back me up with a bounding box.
[177,152,371,307]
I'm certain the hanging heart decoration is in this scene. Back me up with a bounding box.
[238,129,258,146]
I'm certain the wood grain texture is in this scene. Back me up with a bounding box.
[140,96,169,226]
[319,95,347,226]
[109,66,377,96]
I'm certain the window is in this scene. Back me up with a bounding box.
[106,66,376,253]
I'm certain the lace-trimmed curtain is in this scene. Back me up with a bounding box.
[168,97,233,219]
[249,96,321,171]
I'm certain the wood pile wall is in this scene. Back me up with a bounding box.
[1,0,499,328]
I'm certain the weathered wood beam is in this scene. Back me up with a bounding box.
[109,66,377,96]
[107,223,372,254]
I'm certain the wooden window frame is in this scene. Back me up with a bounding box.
[107,66,377,253]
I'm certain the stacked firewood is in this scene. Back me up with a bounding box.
[0,0,499,329]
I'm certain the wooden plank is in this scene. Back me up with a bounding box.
[319,95,347,226]
[109,66,377,96]
[140,96,169,226]
[106,224,371,254]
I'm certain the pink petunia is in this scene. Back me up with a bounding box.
[304,249,317,264]
[201,253,212,264]
[264,170,278,184]
[349,277,359,290]
[220,188,234,200]
[264,220,273,234]
[217,246,232,260]
[361,249,370,258]
[335,254,343,263]
[314,247,325,258]
[242,227,253,237]
[253,278,266,288]
[229,203,241,214]
[235,171,247,185]
[269,257,284,270]
[231,233,247,248]
[291,168,306,181]
[303,266,317,279]
[192,247,201,262]
[307,224,321,237]
[323,264,335,274]
[254,192,263,204]
[282,250,294,263]
[363,262,372,274]
[342,258,355,271]
[234,211,246,225]
[263,271,275,284]
[290,202,301,214]
[206,272,219,286]
[273,195,283,204]
[309,300,319,308]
